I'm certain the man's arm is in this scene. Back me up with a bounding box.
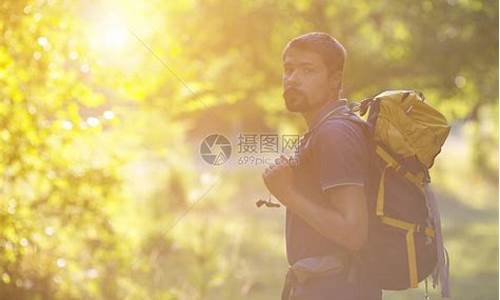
[279,183,368,251]
[263,120,370,251]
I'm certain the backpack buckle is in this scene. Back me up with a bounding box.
[424,169,431,183]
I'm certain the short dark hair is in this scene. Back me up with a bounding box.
[282,32,346,75]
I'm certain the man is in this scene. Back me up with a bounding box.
[262,32,382,299]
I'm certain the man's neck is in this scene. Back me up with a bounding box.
[302,96,339,129]
[303,106,323,129]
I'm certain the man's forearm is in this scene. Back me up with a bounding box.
[278,189,364,251]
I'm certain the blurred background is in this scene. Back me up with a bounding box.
[0,0,498,299]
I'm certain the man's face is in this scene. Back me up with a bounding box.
[282,47,336,113]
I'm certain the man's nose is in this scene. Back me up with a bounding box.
[284,70,300,88]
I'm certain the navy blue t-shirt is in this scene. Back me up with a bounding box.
[286,99,370,265]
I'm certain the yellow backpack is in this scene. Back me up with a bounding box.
[357,90,450,168]
[350,90,451,298]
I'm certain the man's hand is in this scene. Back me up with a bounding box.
[262,155,295,203]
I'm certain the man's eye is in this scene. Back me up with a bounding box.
[303,67,313,74]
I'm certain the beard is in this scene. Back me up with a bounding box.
[283,88,310,112]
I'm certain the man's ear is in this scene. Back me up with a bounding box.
[328,70,343,95]
[328,70,342,84]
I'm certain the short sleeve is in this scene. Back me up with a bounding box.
[312,119,368,193]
